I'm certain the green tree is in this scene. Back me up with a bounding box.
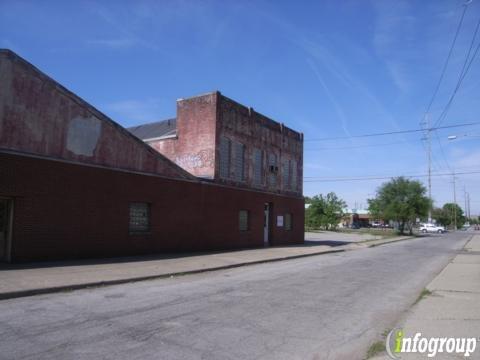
[306,192,346,230]
[367,177,431,235]
[442,203,465,229]
[431,207,450,226]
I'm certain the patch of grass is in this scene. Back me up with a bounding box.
[365,341,385,359]
[381,328,391,338]
[414,288,432,305]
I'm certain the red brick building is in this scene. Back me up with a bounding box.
[0,49,304,262]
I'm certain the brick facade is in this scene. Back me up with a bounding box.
[0,49,304,262]
[145,93,303,196]
[0,152,304,262]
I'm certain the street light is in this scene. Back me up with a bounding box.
[447,133,480,140]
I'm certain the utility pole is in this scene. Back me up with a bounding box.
[422,113,432,222]
[453,171,457,231]
[467,192,471,219]
[464,186,468,219]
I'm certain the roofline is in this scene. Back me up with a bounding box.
[1,149,304,200]
[218,93,303,139]
[176,91,220,102]
[174,90,303,140]
[144,133,178,142]
[126,117,176,130]
[0,49,195,181]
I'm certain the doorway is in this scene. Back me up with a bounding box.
[0,199,13,262]
[264,203,270,246]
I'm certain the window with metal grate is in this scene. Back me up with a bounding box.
[268,153,277,187]
[239,210,249,231]
[285,213,292,230]
[129,202,150,233]
[253,148,263,186]
[234,141,245,181]
[219,136,231,179]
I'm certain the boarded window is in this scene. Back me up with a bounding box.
[268,153,277,187]
[253,148,263,186]
[290,159,297,190]
[285,213,292,230]
[239,210,249,231]
[129,202,150,233]
[282,159,290,189]
[234,141,245,181]
[219,137,231,179]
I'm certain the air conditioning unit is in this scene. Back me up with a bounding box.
[269,165,278,173]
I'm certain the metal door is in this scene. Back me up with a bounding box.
[0,199,12,262]
[264,203,270,246]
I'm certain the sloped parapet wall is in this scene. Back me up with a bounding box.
[0,49,194,180]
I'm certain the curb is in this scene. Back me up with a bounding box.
[367,236,417,248]
[0,248,346,301]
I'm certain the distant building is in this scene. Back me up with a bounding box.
[341,208,372,228]
[0,49,304,262]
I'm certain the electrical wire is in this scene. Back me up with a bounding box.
[433,14,480,128]
[434,131,453,172]
[304,140,411,151]
[304,169,480,182]
[425,2,469,114]
[304,121,480,141]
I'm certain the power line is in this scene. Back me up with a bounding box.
[433,14,480,128]
[304,140,410,151]
[304,121,480,141]
[425,2,469,114]
[434,131,452,172]
[303,169,480,183]
[420,1,473,220]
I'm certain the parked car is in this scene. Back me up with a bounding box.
[371,222,381,228]
[419,223,445,234]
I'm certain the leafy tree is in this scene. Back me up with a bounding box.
[367,177,431,235]
[431,207,449,226]
[432,203,466,228]
[443,203,465,228]
[306,192,346,230]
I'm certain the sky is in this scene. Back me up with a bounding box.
[1,0,479,215]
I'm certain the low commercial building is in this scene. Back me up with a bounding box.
[0,49,304,262]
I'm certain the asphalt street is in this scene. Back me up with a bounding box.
[0,232,470,360]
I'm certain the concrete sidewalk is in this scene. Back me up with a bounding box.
[0,234,414,300]
[372,233,480,359]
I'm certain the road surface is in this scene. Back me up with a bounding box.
[0,232,470,360]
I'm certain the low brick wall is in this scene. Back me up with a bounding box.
[0,152,304,262]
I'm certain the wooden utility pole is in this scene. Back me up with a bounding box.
[453,171,457,231]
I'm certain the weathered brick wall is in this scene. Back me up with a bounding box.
[0,153,304,262]
[217,95,303,196]
[0,49,192,180]
[149,93,218,179]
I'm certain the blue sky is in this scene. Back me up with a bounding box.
[1,0,479,214]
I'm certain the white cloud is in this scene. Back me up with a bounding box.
[455,149,480,169]
[372,0,416,94]
[86,38,137,49]
[306,58,352,137]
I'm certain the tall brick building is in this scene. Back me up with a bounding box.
[0,49,304,262]
[128,92,303,196]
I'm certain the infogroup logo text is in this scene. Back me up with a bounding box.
[386,329,477,358]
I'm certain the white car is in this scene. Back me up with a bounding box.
[419,223,445,234]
